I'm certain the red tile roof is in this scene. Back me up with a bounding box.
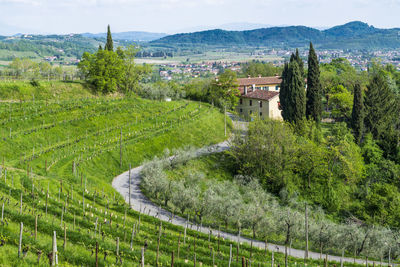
[241,90,279,101]
[238,76,282,86]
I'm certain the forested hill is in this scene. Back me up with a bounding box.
[81,31,167,41]
[152,21,400,49]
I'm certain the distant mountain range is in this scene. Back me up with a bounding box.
[152,21,400,50]
[81,31,167,42]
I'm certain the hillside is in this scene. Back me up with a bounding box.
[152,21,400,50]
[81,31,167,42]
[0,83,249,266]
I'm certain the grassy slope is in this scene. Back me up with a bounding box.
[0,81,92,101]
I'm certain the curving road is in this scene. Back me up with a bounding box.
[112,115,384,267]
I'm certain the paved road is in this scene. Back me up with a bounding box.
[112,115,385,267]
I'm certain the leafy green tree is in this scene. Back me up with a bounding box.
[328,85,353,121]
[78,49,124,93]
[364,72,399,159]
[39,62,52,80]
[105,25,114,51]
[241,61,282,77]
[350,83,364,144]
[306,42,322,122]
[231,119,298,194]
[210,69,240,109]
[120,45,151,94]
[281,60,306,124]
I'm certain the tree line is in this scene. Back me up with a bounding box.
[280,43,400,160]
[141,146,397,264]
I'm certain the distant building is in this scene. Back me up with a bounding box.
[236,76,282,120]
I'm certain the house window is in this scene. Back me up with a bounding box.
[249,100,252,106]
[240,108,243,113]
[276,86,280,91]
[239,98,243,105]
[259,101,262,108]
[260,112,262,116]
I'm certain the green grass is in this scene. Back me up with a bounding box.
[0,81,93,101]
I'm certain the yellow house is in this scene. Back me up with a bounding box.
[236,76,282,120]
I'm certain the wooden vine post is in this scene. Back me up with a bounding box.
[18,222,23,258]
[128,164,131,207]
[1,202,4,223]
[171,251,174,267]
[35,214,38,240]
[156,222,162,266]
[119,128,122,169]
[271,251,274,267]
[63,223,67,250]
[95,242,99,267]
[116,237,119,263]
[177,232,181,259]
[141,247,145,267]
[130,223,135,251]
[229,244,232,267]
[52,231,57,266]
[305,203,309,261]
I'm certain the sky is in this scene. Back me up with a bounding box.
[0,0,399,35]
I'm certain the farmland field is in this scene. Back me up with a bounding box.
[0,88,262,266]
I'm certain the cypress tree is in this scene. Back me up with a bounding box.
[279,62,289,119]
[350,83,364,144]
[281,60,306,123]
[306,42,322,122]
[105,25,114,51]
[98,44,103,51]
[290,49,304,77]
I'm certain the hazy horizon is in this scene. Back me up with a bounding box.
[0,0,399,35]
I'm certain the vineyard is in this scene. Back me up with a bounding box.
[0,95,282,266]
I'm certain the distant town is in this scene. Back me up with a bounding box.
[154,49,400,80]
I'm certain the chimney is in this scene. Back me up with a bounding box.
[247,75,251,79]
[244,86,247,95]
[258,74,262,78]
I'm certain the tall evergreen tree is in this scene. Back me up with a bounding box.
[364,72,399,157]
[281,60,306,123]
[290,49,304,77]
[364,73,396,139]
[105,25,114,51]
[350,83,364,144]
[306,42,322,122]
[279,62,289,118]
[98,44,103,51]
